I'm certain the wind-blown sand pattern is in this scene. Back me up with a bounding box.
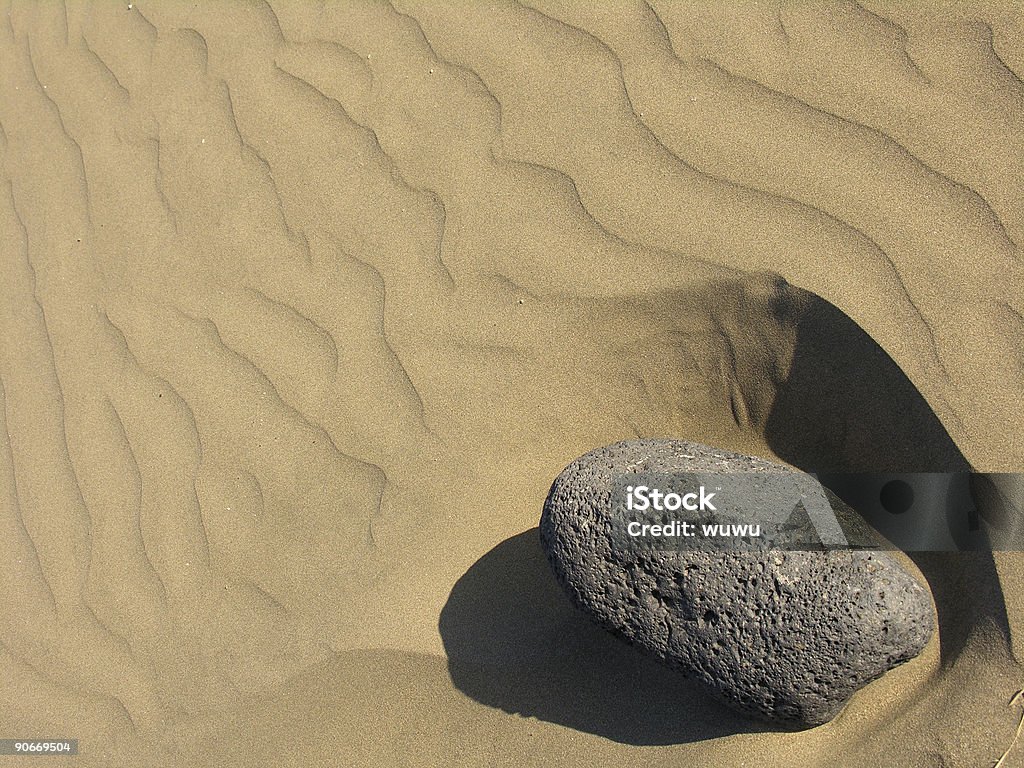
[1,1,1023,766]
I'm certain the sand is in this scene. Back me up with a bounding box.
[1,0,1022,765]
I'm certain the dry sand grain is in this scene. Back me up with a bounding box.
[1,1,1022,766]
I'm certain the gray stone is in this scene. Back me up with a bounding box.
[539,439,935,729]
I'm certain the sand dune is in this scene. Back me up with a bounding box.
[1,1,1022,766]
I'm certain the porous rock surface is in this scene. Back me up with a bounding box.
[539,439,935,728]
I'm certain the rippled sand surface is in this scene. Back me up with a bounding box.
[2,1,1023,766]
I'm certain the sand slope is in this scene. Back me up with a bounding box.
[1,1,1022,766]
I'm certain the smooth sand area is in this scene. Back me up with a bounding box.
[2,1,1023,765]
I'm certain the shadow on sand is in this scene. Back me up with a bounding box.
[766,291,1011,664]
[765,292,968,473]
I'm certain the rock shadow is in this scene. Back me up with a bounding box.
[764,290,1011,663]
[765,292,969,473]
[439,529,760,745]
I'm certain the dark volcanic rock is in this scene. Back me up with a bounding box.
[539,439,935,729]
